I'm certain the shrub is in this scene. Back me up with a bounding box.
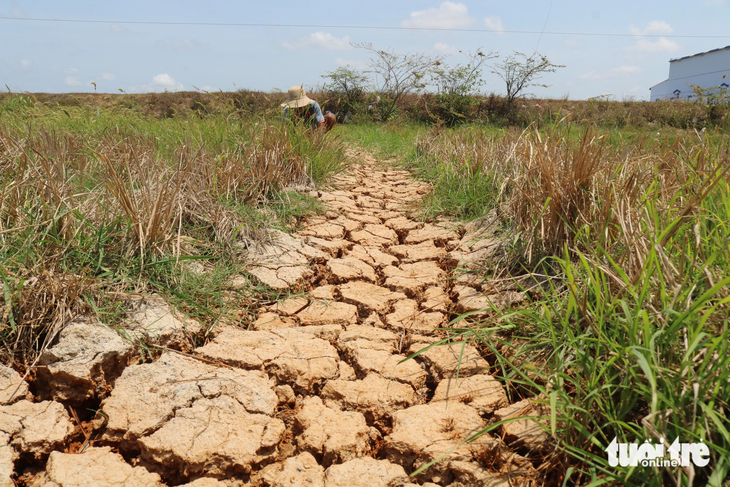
[426,49,495,127]
[322,66,370,122]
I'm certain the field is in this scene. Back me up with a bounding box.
[1,91,728,486]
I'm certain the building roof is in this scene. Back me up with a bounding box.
[670,45,730,63]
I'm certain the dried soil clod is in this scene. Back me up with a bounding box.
[139,395,286,479]
[326,257,377,283]
[195,329,340,393]
[297,300,358,327]
[0,432,16,487]
[383,402,494,484]
[0,400,74,458]
[385,299,446,335]
[339,282,407,314]
[383,261,444,294]
[294,396,378,466]
[126,298,203,349]
[350,224,399,246]
[320,374,418,426]
[404,224,459,245]
[101,352,278,447]
[255,452,325,487]
[323,457,410,487]
[270,296,309,316]
[36,321,135,406]
[493,399,552,453]
[431,374,509,415]
[0,365,30,405]
[408,342,490,381]
[37,447,165,487]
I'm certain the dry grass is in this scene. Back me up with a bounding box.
[0,105,346,367]
[506,127,730,287]
[412,122,730,485]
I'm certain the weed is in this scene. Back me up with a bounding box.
[0,104,345,367]
[403,123,730,485]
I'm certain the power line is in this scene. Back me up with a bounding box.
[534,0,554,52]
[1,15,730,39]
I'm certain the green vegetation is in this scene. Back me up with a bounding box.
[396,123,730,486]
[491,51,565,106]
[0,97,346,366]
[338,120,427,160]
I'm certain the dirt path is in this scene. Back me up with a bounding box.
[1,153,543,487]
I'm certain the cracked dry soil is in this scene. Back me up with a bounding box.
[0,152,550,487]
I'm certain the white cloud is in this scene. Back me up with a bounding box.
[434,43,460,55]
[335,58,369,70]
[628,37,681,53]
[100,73,116,81]
[282,32,352,51]
[564,38,580,47]
[483,16,505,34]
[155,39,208,52]
[110,24,126,33]
[629,20,673,36]
[580,65,641,80]
[613,65,642,75]
[20,59,31,69]
[65,76,82,87]
[626,21,679,53]
[401,2,474,29]
[152,74,183,91]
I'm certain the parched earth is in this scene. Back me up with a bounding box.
[0,154,550,487]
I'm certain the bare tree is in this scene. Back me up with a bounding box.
[430,48,496,96]
[427,48,497,126]
[491,51,564,105]
[321,66,370,119]
[353,42,443,121]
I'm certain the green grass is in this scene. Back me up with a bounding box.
[391,122,730,486]
[339,120,427,160]
[408,125,510,220]
[340,121,508,220]
[0,99,345,365]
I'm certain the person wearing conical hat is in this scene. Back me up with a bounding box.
[281,85,336,132]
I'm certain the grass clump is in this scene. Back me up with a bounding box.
[410,124,516,220]
[406,124,730,486]
[0,103,346,367]
[502,130,729,485]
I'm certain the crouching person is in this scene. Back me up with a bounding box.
[281,85,336,132]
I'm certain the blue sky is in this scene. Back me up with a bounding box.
[1,0,729,100]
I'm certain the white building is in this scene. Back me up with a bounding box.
[650,45,730,101]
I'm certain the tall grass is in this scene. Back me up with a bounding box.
[0,99,346,366]
[412,124,516,220]
[411,123,730,485]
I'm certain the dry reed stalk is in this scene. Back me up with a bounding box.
[1,272,93,367]
[100,145,193,260]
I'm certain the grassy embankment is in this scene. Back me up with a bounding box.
[343,120,730,486]
[0,94,347,367]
